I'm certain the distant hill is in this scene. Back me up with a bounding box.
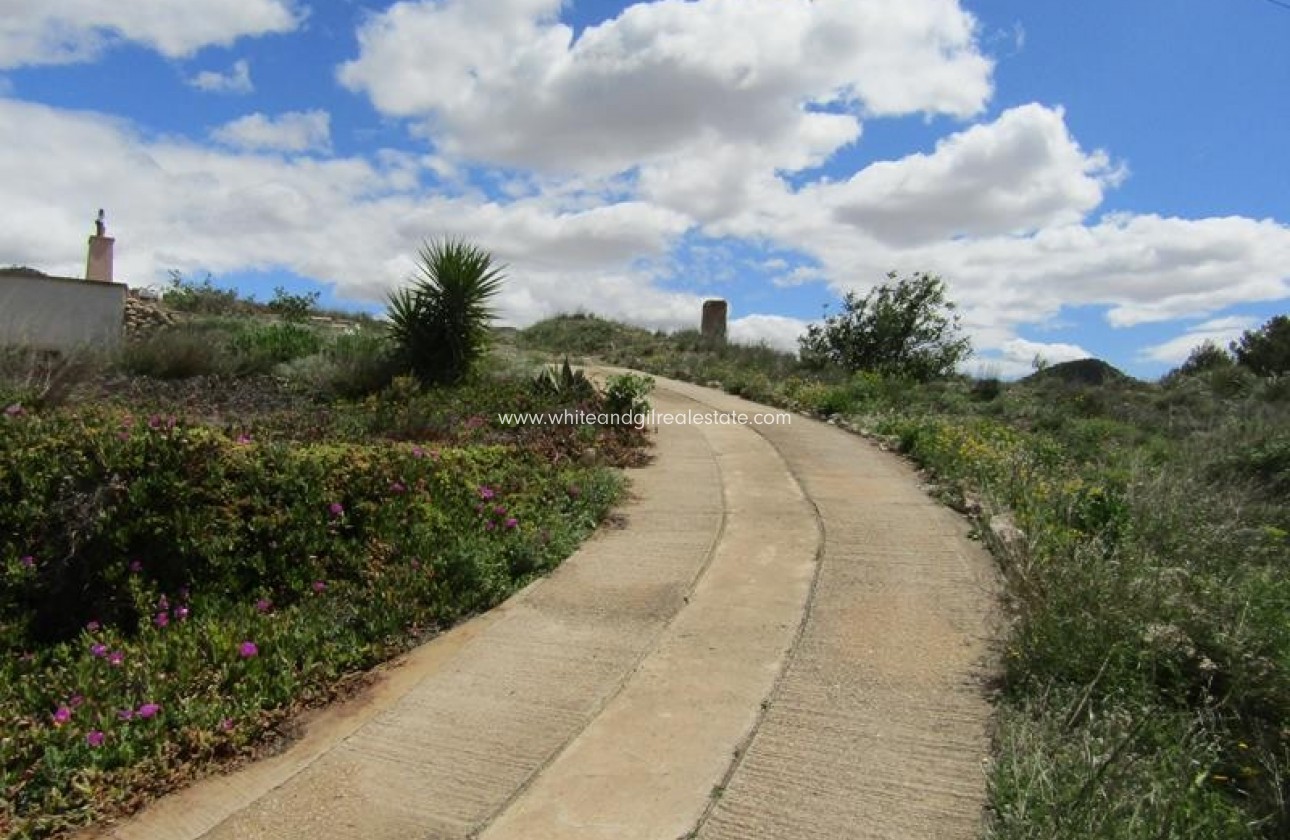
[518,313,659,355]
[1023,358,1134,387]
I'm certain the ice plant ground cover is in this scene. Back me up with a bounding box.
[520,314,1290,840]
[0,361,647,839]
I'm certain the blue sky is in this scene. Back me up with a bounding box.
[1,0,1287,378]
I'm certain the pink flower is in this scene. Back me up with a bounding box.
[90,643,108,658]
[505,517,519,530]
[136,702,161,719]
[311,580,326,594]
[116,708,134,721]
[4,403,25,417]
[107,650,124,666]
[219,718,235,732]
[328,502,344,518]
[154,611,169,628]
[389,481,406,494]
[86,620,100,632]
[235,434,252,445]
[69,694,85,707]
[484,521,496,532]
[19,555,35,568]
[128,560,143,574]
[411,445,425,458]
[255,598,272,613]
[478,486,496,500]
[493,505,507,517]
[86,730,105,748]
[174,605,190,621]
[52,705,72,726]
[239,641,258,658]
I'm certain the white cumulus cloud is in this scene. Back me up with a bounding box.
[211,110,332,154]
[0,97,699,328]
[338,0,992,177]
[1140,316,1258,366]
[0,0,301,68]
[188,59,254,94]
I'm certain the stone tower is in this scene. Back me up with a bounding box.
[701,299,728,344]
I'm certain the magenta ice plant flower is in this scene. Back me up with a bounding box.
[505,517,519,530]
[389,481,406,494]
[107,650,124,666]
[90,643,107,658]
[136,702,161,719]
[154,611,169,628]
[174,605,189,621]
[19,555,35,568]
[328,502,344,518]
[128,560,143,574]
[478,485,495,501]
[86,620,100,632]
[52,705,72,726]
[239,641,259,658]
[117,708,134,721]
[219,717,235,732]
[312,580,326,594]
[86,730,105,748]
[255,598,272,613]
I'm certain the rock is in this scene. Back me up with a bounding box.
[988,513,1025,553]
[123,293,177,339]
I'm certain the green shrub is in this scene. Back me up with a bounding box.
[387,238,504,385]
[266,286,320,322]
[1232,315,1290,378]
[603,372,653,421]
[531,358,596,402]
[160,272,251,316]
[118,329,227,379]
[226,323,323,375]
[0,403,625,836]
[799,271,971,381]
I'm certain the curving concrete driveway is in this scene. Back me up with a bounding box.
[87,376,998,840]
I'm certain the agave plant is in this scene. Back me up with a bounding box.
[387,238,505,385]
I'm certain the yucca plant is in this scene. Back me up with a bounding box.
[387,238,505,385]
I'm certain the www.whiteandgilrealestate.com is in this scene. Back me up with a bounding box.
[496,410,793,427]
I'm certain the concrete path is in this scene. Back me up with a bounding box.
[87,376,997,840]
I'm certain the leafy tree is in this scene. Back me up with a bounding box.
[267,286,320,321]
[1168,340,1234,379]
[799,271,971,381]
[387,238,505,385]
[1231,315,1290,377]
